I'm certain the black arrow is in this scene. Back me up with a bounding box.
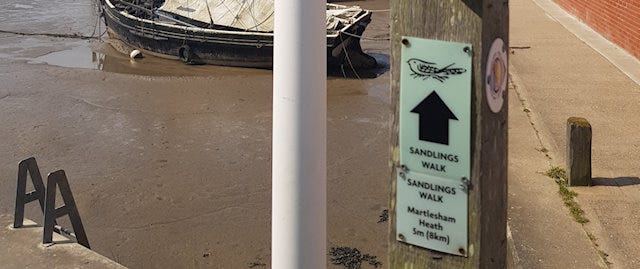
[411,91,458,145]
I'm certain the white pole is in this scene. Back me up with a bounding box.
[272,0,326,267]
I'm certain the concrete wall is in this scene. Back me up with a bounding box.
[553,0,640,60]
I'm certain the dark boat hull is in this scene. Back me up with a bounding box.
[101,0,376,69]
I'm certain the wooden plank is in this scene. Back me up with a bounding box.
[388,0,509,268]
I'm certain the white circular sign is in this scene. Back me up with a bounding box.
[485,38,507,113]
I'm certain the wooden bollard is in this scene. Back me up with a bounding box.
[566,117,592,186]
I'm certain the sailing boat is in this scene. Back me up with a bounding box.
[100,0,376,69]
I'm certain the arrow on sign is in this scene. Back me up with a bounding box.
[411,91,458,145]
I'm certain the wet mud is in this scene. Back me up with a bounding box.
[0,0,391,268]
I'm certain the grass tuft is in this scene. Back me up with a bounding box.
[546,168,611,264]
[545,167,588,223]
[545,166,567,180]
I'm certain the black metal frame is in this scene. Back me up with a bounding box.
[13,157,46,228]
[43,170,90,249]
[13,157,90,249]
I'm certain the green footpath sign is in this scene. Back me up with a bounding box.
[399,37,472,179]
[397,37,472,256]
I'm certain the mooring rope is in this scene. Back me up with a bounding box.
[339,33,362,79]
[340,30,390,41]
[88,0,105,38]
[0,29,101,40]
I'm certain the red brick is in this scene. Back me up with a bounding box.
[553,0,640,60]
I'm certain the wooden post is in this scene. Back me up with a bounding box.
[389,0,509,268]
[566,117,592,186]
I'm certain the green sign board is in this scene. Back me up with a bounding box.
[399,37,472,179]
[397,37,472,256]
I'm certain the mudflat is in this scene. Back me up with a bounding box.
[0,0,392,268]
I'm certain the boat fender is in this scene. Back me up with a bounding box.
[179,45,193,64]
[129,49,143,59]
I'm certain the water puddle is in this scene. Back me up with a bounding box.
[29,41,103,69]
[26,38,390,103]
[28,38,389,79]
[26,38,268,77]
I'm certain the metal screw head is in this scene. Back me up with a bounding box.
[458,247,466,255]
[460,177,471,193]
[398,233,406,241]
[399,171,406,179]
[463,46,472,57]
[400,164,408,172]
[401,38,410,47]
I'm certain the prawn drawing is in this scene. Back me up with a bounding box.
[407,58,467,82]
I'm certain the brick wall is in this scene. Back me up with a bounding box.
[553,0,640,60]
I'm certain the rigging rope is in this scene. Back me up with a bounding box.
[339,30,390,41]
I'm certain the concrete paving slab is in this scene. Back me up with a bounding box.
[508,71,606,268]
[510,0,640,268]
[0,214,126,269]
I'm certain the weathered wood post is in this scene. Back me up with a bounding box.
[389,0,509,268]
[566,117,592,186]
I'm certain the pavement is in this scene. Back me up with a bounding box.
[0,214,126,268]
[508,0,640,268]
